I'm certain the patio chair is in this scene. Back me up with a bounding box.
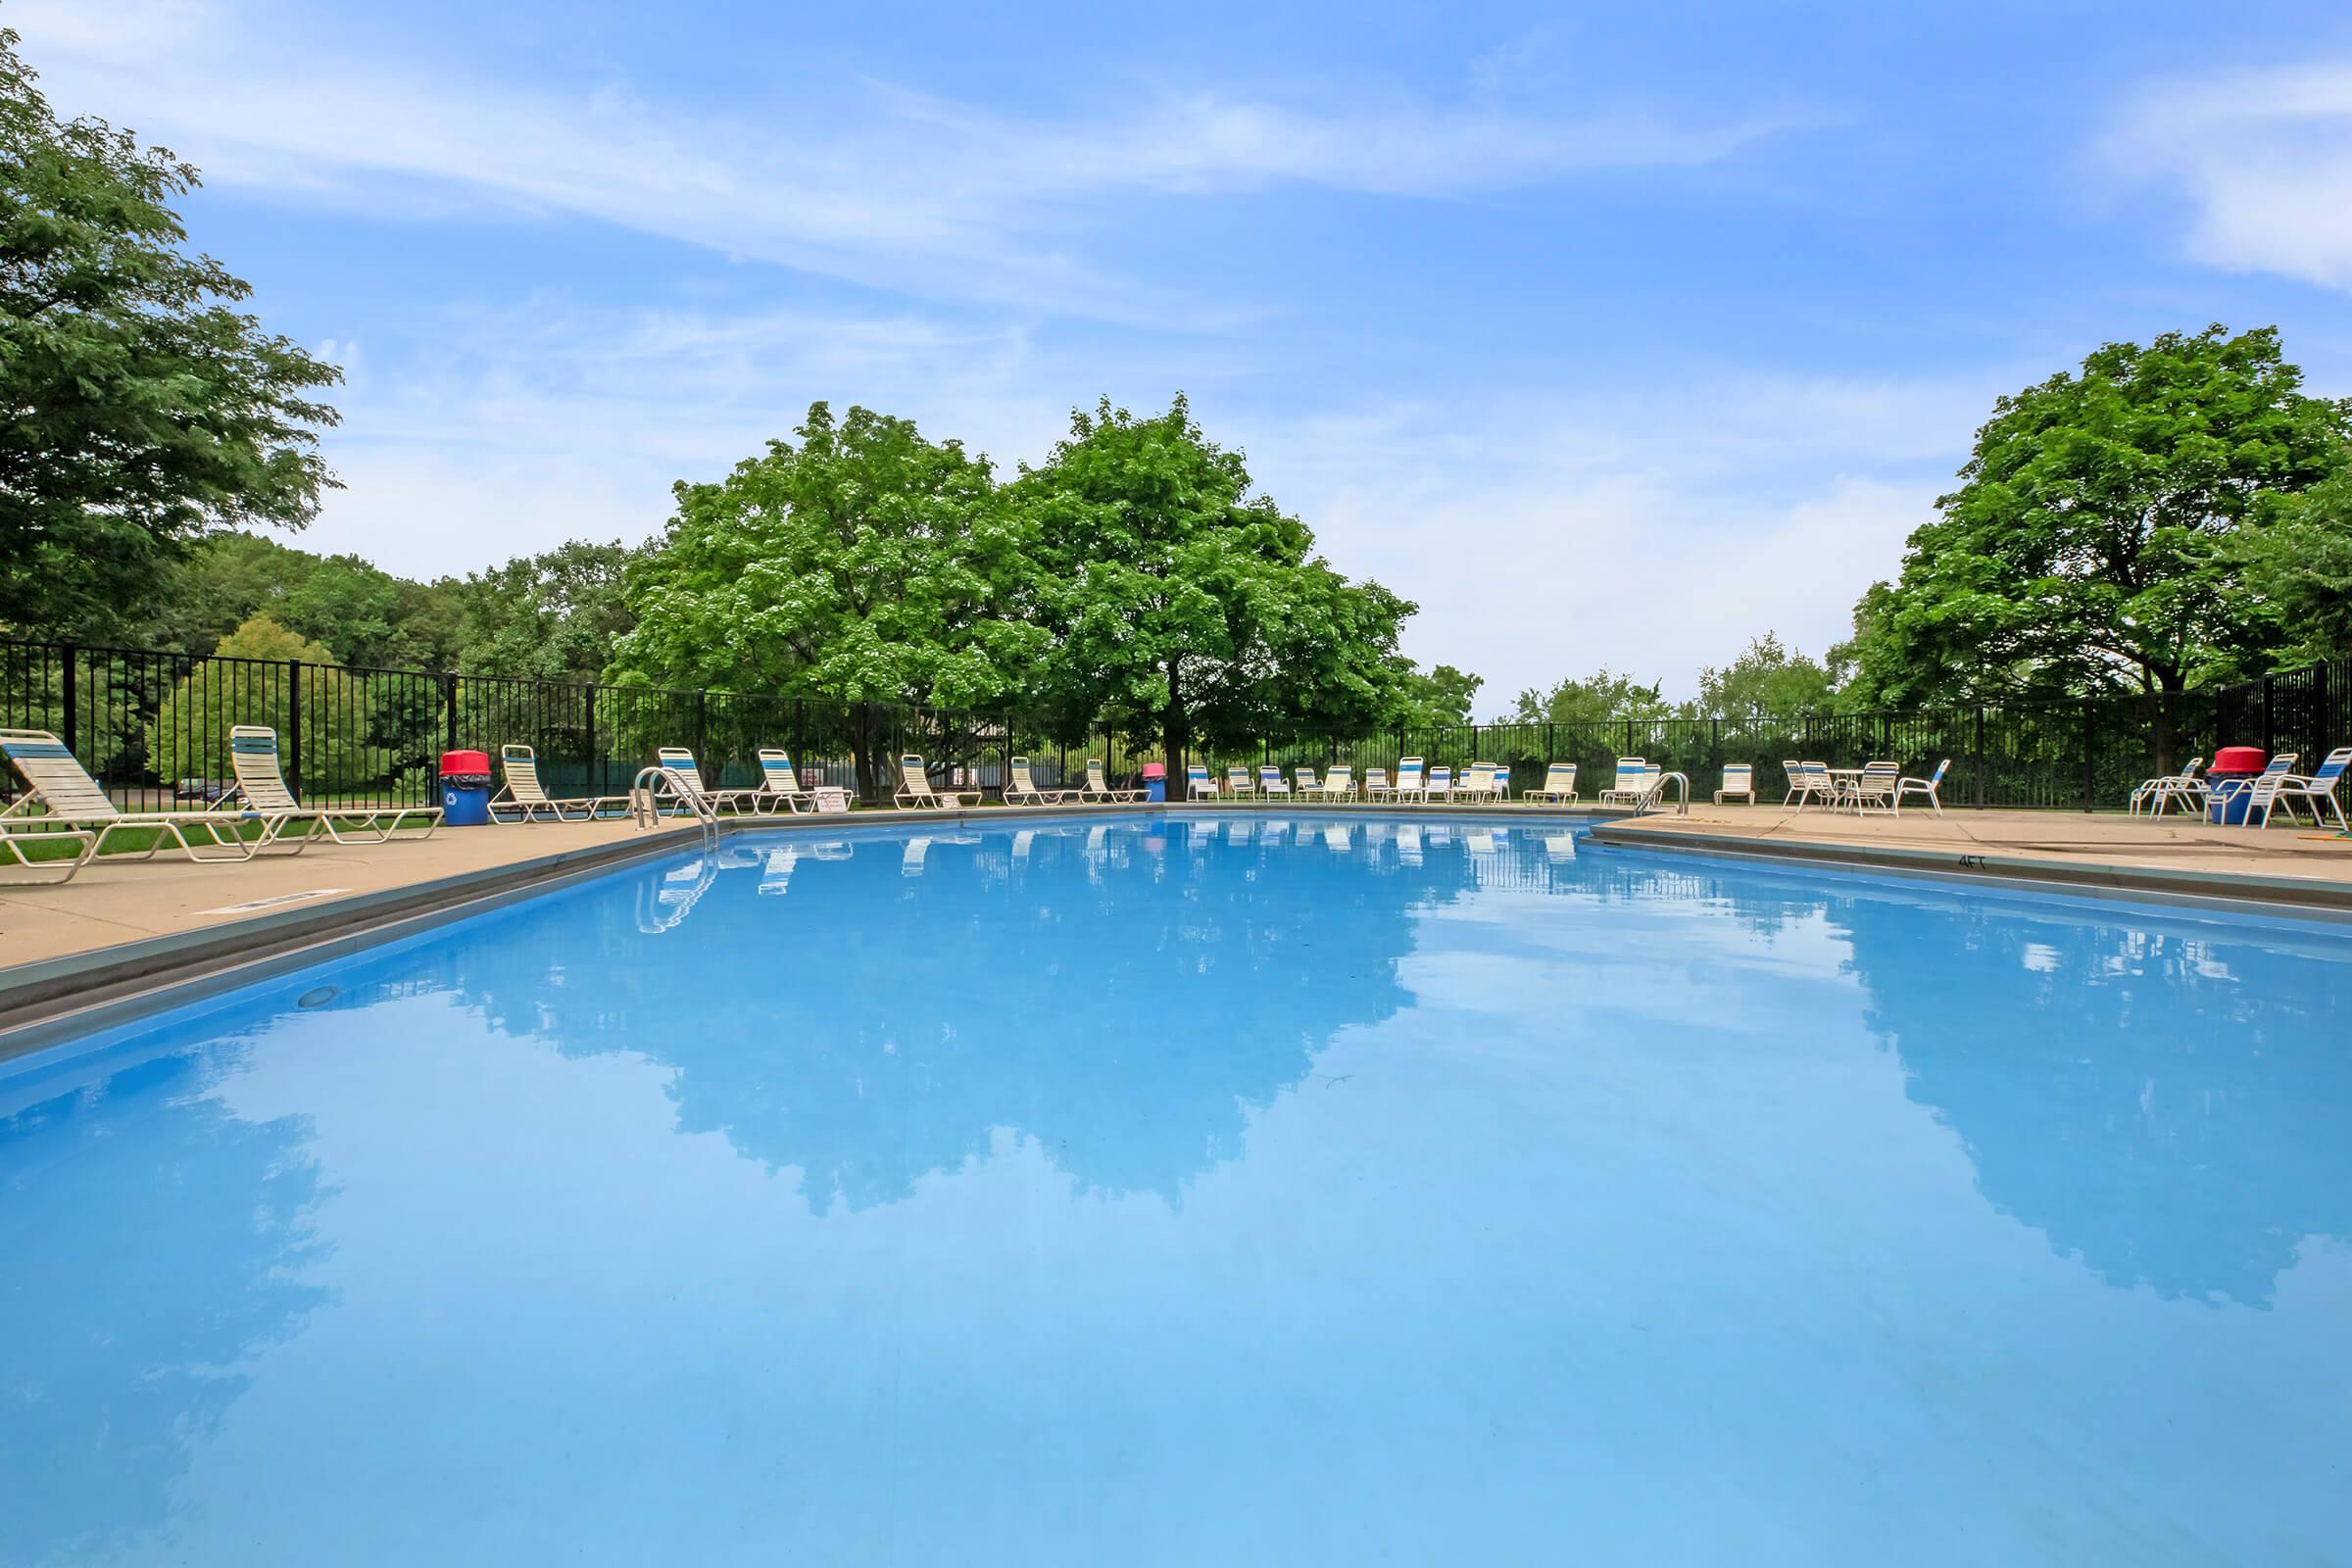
[225,726,441,844]
[1788,761,1836,812]
[893,755,959,808]
[2251,747,2350,829]
[1391,758,1427,802]
[1259,764,1292,800]
[1598,758,1651,806]
[1527,761,1580,803]
[1225,764,1256,800]
[1293,764,1321,799]
[753,749,820,814]
[1426,764,1454,803]
[656,747,764,816]
[2130,757,2204,816]
[1005,756,1073,807]
[1186,763,1218,800]
[1321,763,1356,801]
[1714,763,1755,805]
[1894,759,1949,816]
[1781,760,1805,806]
[2,728,269,881]
[1852,760,1900,814]
[1363,765,1395,802]
[1462,762,1506,803]
[1082,759,1144,803]
[492,743,630,823]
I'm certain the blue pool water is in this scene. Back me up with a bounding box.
[4,815,2350,1564]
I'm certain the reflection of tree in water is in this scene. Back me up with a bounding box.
[0,1040,327,1565]
[1837,889,2352,1305]
[427,819,1488,1211]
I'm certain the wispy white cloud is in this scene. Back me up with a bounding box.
[2106,61,2352,290]
[11,0,1797,318]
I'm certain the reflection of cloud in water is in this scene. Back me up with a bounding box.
[0,1037,327,1566]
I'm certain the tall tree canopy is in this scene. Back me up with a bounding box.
[1393,661,1485,726]
[1843,325,2351,712]
[1509,668,1672,725]
[0,28,342,641]
[1011,396,1412,779]
[445,539,640,683]
[1693,633,1839,722]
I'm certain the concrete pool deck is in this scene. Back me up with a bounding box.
[7,799,2351,1048]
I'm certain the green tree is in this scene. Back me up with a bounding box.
[1842,326,2352,762]
[1013,396,1413,780]
[609,402,1042,794]
[1392,661,1485,726]
[1509,668,1672,725]
[448,539,641,682]
[2237,466,2352,666]
[1693,633,1838,722]
[145,613,365,789]
[0,29,342,641]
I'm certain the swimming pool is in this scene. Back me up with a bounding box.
[5,814,2348,1564]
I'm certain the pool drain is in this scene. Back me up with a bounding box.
[297,985,340,1009]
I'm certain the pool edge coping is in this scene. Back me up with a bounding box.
[1585,820,2352,921]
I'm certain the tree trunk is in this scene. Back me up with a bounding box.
[850,702,880,804]
[2151,666,2183,778]
[1162,659,1188,797]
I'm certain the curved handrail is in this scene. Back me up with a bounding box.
[630,764,718,853]
[1631,770,1690,817]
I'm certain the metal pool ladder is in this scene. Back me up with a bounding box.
[630,764,718,854]
[1630,771,1690,817]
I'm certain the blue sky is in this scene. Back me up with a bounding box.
[19,0,2352,703]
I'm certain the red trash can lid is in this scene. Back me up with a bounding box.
[1141,762,1166,777]
[440,749,490,774]
[2213,745,2268,772]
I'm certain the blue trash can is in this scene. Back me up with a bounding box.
[440,749,492,826]
[1143,762,1166,804]
[2205,745,2268,826]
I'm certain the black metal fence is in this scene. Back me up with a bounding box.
[2,638,2343,812]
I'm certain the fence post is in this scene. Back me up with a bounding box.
[444,673,460,753]
[584,683,599,798]
[696,689,709,768]
[285,659,304,798]
[1973,705,1985,808]
[2261,676,2276,758]
[59,642,76,757]
[2080,698,2095,811]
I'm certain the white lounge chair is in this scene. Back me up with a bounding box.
[2250,747,2349,829]
[1258,764,1292,800]
[1781,760,1806,806]
[1293,764,1321,799]
[1321,763,1356,801]
[893,754,959,808]
[1225,765,1256,800]
[1390,758,1427,802]
[1714,763,1755,805]
[1363,765,1395,803]
[1186,763,1217,800]
[1083,759,1144,803]
[1598,757,1650,806]
[2131,757,2205,816]
[656,747,764,816]
[1527,761,1579,804]
[492,743,630,822]
[224,726,440,843]
[2,728,266,881]
[1005,756,1073,806]
[1425,764,1454,803]
[1895,759,1949,815]
[752,749,820,814]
